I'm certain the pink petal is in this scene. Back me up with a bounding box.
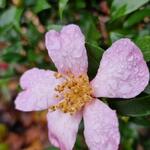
[15,68,62,111]
[91,38,149,98]
[45,24,88,76]
[83,99,120,150]
[47,110,82,150]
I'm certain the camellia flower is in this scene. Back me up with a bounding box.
[15,24,149,150]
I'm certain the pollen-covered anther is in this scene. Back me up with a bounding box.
[54,72,63,79]
[50,73,93,114]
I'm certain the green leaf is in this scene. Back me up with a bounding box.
[0,7,17,27]
[81,14,102,79]
[34,0,51,13]
[0,6,22,27]
[124,8,150,28]
[1,52,24,62]
[59,0,69,20]
[0,78,8,86]
[109,95,150,117]
[47,24,63,31]
[75,0,86,9]
[0,6,23,31]
[79,13,101,44]
[144,139,150,150]
[0,0,6,8]
[119,121,138,150]
[144,84,150,94]
[44,147,59,150]
[75,134,87,149]
[131,117,150,127]
[135,36,150,61]
[86,42,104,79]
[26,23,42,46]
[110,32,125,43]
[111,0,149,20]
[110,30,134,43]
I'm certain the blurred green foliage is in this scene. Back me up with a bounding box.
[0,0,150,149]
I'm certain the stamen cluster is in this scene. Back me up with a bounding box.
[50,72,93,114]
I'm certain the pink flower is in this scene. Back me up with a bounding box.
[15,24,149,150]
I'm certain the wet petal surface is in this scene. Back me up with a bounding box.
[83,99,120,150]
[15,68,62,111]
[45,24,88,76]
[91,38,149,98]
[47,110,82,150]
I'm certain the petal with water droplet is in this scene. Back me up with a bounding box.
[45,24,88,76]
[83,99,120,150]
[91,38,149,98]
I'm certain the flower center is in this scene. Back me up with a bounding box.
[49,72,93,115]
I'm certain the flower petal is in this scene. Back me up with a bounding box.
[83,99,120,150]
[47,110,82,150]
[15,68,62,111]
[91,38,149,98]
[45,24,88,76]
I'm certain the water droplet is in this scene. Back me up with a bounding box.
[138,71,144,77]
[119,84,132,94]
[109,80,117,90]
[72,46,83,58]
[127,55,134,61]
[68,62,72,68]
[134,67,139,73]
[60,63,64,69]
[122,71,130,80]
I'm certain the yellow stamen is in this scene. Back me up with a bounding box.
[54,72,63,79]
[50,72,93,115]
